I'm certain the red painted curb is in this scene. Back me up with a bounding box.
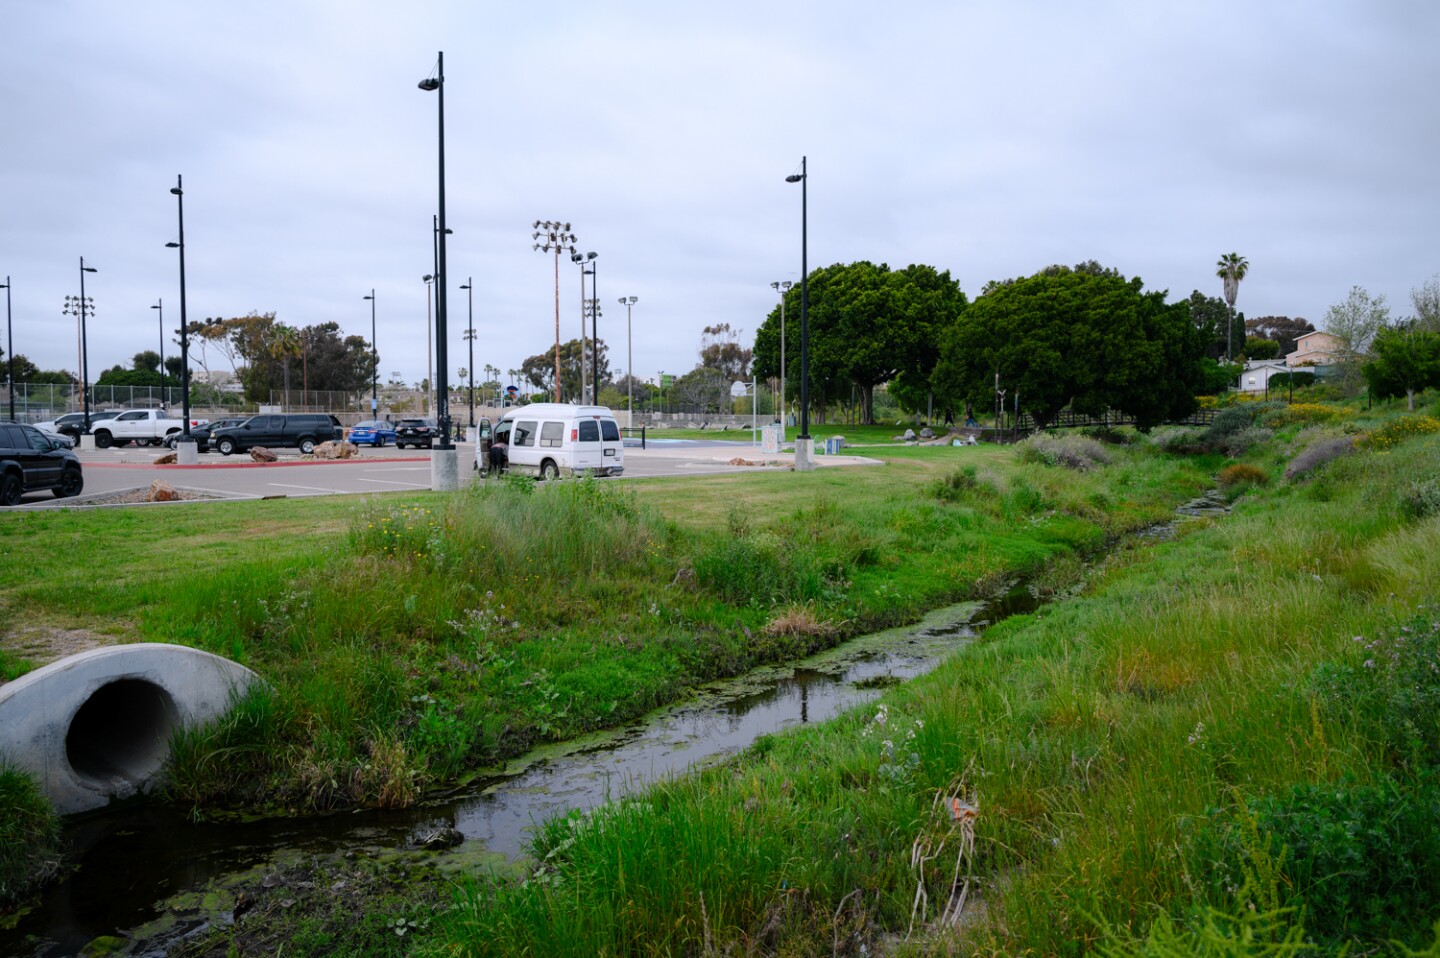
[86,456,433,470]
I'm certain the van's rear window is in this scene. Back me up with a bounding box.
[577,420,599,442]
[601,420,620,442]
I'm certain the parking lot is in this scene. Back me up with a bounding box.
[6,439,881,508]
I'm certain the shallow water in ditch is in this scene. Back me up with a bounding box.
[3,587,1042,957]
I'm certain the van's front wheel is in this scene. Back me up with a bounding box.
[540,460,560,481]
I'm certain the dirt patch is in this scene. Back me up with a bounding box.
[0,627,115,682]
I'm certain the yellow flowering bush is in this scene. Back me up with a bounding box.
[1359,416,1440,451]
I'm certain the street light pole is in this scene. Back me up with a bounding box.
[770,280,791,441]
[418,52,452,451]
[363,290,377,413]
[151,299,164,398]
[458,278,475,428]
[422,274,434,413]
[70,259,98,431]
[165,177,193,438]
[1,277,12,422]
[619,296,637,424]
[784,157,812,468]
[572,250,597,402]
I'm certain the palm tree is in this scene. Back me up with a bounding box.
[267,323,302,408]
[1215,252,1249,361]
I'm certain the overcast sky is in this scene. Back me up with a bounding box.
[3,1,1437,394]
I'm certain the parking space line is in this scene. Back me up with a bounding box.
[267,483,346,493]
[355,478,431,488]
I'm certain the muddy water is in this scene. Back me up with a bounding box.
[2,588,1040,957]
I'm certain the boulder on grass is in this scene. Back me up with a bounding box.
[902,428,917,440]
[919,427,936,439]
[250,447,279,462]
[153,452,178,465]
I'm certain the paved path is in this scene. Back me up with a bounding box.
[7,441,883,509]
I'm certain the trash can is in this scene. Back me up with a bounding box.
[824,437,842,455]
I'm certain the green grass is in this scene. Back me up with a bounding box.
[0,761,61,910]
[1,443,1207,817]
[422,417,1440,956]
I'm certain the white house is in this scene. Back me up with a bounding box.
[1239,360,1292,394]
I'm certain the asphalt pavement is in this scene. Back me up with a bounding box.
[6,439,882,509]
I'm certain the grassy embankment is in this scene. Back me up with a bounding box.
[422,402,1440,956]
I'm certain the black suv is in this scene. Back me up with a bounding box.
[210,414,344,456]
[1,421,84,505]
[395,418,438,449]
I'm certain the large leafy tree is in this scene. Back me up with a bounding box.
[1215,252,1249,360]
[1324,286,1390,385]
[1364,326,1440,411]
[752,261,966,424]
[933,264,1202,431]
[1412,274,1440,333]
[206,312,375,403]
[1186,291,1233,359]
[520,338,610,403]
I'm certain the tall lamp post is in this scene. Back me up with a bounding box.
[165,176,193,440]
[1,277,12,422]
[532,221,577,401]
[363,290,378,414]
[62,259,98,432]
[784,157,813,469]
[418,51,455,475]
[618,296,637,424]
[571,251,597,401]
[584,297,602,403]
[458,278,475,428]
[422,274,434,413]
[769,280,792,439]
[150,300,165,399]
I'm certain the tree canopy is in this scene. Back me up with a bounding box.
[752,261,966,424]
[199,312,376,402]
[1364,326,1440,411]
[933,264,1202,431]
[1246,315,1315,357]
[520,338,611,402]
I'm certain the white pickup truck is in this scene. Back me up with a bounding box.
[89,410,208,448]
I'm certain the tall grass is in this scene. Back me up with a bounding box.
[0,761,61,909]
[426,428,1440,956]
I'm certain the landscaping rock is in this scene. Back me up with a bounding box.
[903,428,916,440]
[146,480,180,502]
[919,427,936,439]
[314,440,358,460]
[153,452,178,465]
[250,447,279,462]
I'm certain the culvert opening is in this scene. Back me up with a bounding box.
[65,678,180,787]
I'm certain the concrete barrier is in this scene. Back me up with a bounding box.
[0,644,261,814]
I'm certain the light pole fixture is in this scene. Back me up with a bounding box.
[571,251,597,401]
[1,277,12,422]
[533,221,577,401]
[785,157,810,449]
[363,290,378,412]
[458,278,475,427]
[150,300,165,396]
[618,296,637,424]
[164,175,193,439]
[583,296,602,403]
[422,274,435,413]
[770,280,792,439]
[419,52,453,450]
[62,259,98,431]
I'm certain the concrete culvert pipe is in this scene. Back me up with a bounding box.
[0,644,261,814]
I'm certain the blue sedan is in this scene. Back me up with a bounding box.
[347,419,398,447]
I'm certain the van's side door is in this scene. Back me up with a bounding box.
[509,419,539,471]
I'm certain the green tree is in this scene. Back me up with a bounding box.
[6,354,43,382]
[1186,291,1232,359]
[1324,286,1391,385]
[268,323,302,403]
[520,338,609,403]
[1246,315,1315,357]
[1412,274,1440,333]
[1216,252,1249,360]
[933,264,1202,431]
[752,262,966,424]
[1363,326,1440,411]
[1243,337,1281,360]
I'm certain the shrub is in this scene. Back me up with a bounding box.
[1217,463,1268,491]
[1359,416,1440,451]
[1016,433,1114,471]
[1208,774,1440,945]
[1258,402,1348,429]
[1218,426,1273,457]
[931,464,982,502]
[0,762,61,908]
[1205,405,1259,440]
[1148,426,1204,452]
[1082,425,1135,446]
[1400,477,1440,520]
[1284,435,1356,481]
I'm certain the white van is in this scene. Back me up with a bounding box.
[479,403,625,479]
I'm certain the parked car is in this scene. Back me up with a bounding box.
[347,419,399,447]
[395,418,438,449]
[0,421,84,505]
[209,414,344,456]
[481,403,624,480]
[164,417,249,452]
[34,410,121,442]
[90,409,207,448]
[33,423,75,448]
